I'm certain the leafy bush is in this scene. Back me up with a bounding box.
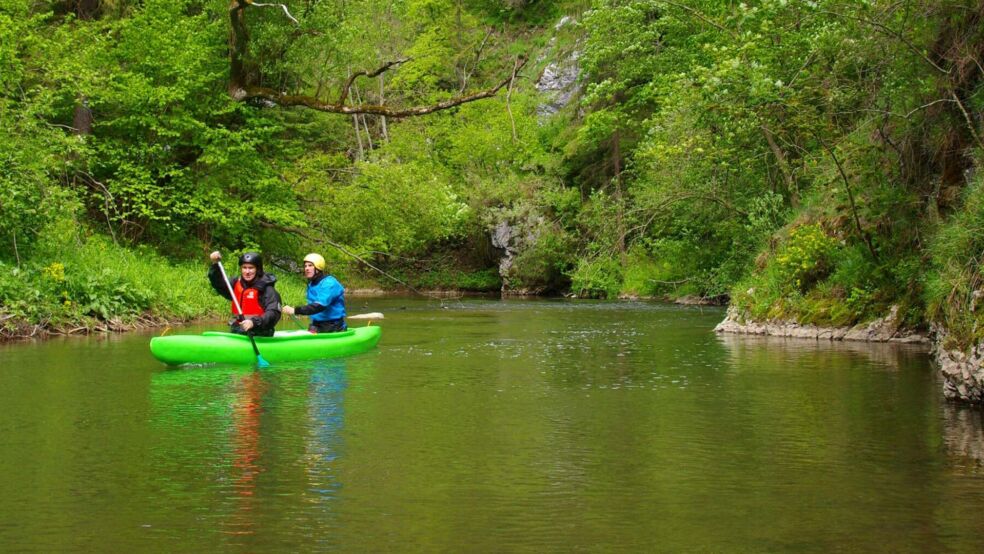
[773,224,839,293]
[65,269,152,319]
[508,227,574,293]
[569,255,622,298]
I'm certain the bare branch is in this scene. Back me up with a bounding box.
[785,51,817,89]
[460,27,495,93]
[338,58,411,105]
[949,88,984,152]
[256,221,438,297]
[506,59,518,142]
[228,0,525,117]
[249,1,299,24]
[902,98,955,118]
[811,131,879,262]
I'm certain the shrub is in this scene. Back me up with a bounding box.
[773,223,839,292]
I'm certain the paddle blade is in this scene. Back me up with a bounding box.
[348,312,384,320]
[256,354,271,368]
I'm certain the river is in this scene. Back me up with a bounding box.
[1,298,983,551]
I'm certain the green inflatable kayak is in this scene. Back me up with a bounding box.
[150,325,381,365]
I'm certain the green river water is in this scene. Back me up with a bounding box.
[2,298,983,552]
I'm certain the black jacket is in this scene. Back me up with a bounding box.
[208,264,282,331]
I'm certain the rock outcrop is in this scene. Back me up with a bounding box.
[535,16,582,117]
[714,304,930,344]
[490,217,547,296]
[935,333,984,404]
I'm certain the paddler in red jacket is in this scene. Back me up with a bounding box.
[207,251,282,337]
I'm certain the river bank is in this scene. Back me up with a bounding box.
[714,304,984,406]
[0,313,202,341]
[0,288,495,342]
[713,304,930,345]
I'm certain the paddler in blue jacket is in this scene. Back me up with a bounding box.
[282,253,347,333]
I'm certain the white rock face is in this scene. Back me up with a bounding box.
[535,51,581,116]
[535,17,582,116]
[490,217,546,295]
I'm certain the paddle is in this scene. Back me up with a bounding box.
[289,312,383,330]
[348,312,384,320]
[216,260,271,368]
[289,314,307,330]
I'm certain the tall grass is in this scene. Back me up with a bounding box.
[0,227,309,335]
[925,172,984,350]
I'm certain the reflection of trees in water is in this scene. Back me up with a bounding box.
[942,404,984,473]
[715,333,930,371]
[718,333,984,473]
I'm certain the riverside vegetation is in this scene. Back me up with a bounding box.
[3,0,984,372]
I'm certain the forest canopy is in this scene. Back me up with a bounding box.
[2,0,984,346]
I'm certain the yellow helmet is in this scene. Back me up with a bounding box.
[303,253,326,271]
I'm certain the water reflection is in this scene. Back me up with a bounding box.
[304,361,347,503]
[942,403,984,473]
[148,357,355,546]
[716,333,984,476]
[714,332,931,371]
[10,300,984,550]
[224,370,264,538]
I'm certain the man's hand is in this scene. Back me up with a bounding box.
[282,305,295,316]
[240,318,255,332]
[210,251,222,263]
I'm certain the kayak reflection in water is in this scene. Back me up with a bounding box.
[282,253,347,334]
[208,251,283,337]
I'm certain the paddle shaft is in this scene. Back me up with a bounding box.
[216,260,266,363]
[216,261,244,314]
[289,314,307,330]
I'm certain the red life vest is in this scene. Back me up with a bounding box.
[232,279,265,316]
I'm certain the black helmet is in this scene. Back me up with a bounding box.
[239,252,263,272]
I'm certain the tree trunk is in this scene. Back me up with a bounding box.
[72,95,93,135]
[761,124,798,207]
[613,130,627,268]
[228,0,250,99]
[379,76,389,142]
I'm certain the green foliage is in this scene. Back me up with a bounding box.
[773,224,839,293]
[0,116,78,260]
[735,223,842,323]
[0,230,202,329]
[570,255,622,298]
[2,0,983,340]
[926,172,984,349]
[413,267,502,291]
[508,226,574,292]
[0,222,313,333]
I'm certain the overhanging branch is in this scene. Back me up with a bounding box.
[243,56,528,117]
[338,58,412,105]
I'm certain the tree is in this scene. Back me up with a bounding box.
[226,0,527,117]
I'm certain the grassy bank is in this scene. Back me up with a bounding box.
[0,230,311,339]
[0,226,504,340]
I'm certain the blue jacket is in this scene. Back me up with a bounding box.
[295,273,346,322]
